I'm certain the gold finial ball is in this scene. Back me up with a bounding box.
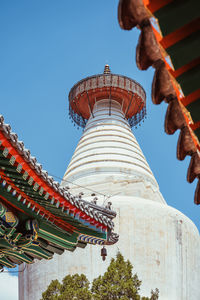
[104,64,111,74]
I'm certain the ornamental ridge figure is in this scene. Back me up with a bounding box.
[19,66,200,300]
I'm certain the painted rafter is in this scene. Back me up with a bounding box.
[118,0,200,204]
[0,115,119,269]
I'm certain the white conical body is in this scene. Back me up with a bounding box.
[19,100,200,300]
[64,99,165,203]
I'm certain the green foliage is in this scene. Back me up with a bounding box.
[91,252,141,300]
[41,274,92,300]
[150,288,159,300]
[41,252,159,300]
[140,288,159,300]
[59,274,92,300]
[41,279,61,300]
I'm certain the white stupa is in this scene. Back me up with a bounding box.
[19,66,200,300]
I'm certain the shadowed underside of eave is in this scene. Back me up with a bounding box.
[118,0,200,204]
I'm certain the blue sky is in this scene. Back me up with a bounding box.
[0,1,199,298]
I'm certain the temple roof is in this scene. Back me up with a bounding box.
[0,115,118,269]
[118,0,200,204]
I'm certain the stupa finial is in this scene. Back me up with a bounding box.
[104,64,111,74]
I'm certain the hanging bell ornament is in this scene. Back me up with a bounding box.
[101,246,107,261]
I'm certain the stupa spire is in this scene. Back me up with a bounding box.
[65,67,163,203]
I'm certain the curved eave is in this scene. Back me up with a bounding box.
[0,114,119,269]
[118,0,200,204]
[0,116,116,232]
